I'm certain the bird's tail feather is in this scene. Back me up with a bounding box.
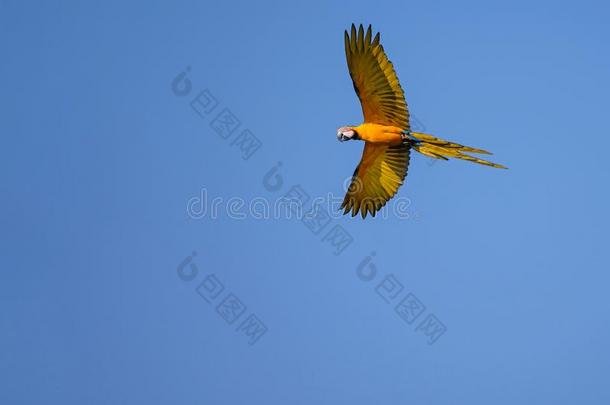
[408,131,507,169]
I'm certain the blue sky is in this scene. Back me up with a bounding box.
[2,0,610,404]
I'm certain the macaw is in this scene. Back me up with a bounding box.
[338,24,506,218]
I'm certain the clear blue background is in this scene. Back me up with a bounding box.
[2,0,609,404]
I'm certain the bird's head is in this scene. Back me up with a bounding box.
[337,126,358,142]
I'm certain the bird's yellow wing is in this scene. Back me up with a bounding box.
[345,24,410,130]
[341,142,411,218]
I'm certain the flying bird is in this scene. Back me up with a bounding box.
[338,24,506,218]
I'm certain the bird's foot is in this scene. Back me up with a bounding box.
[401,130,420,145]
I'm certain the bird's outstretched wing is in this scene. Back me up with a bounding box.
[341,142,410,218]
[344,24,409,129]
